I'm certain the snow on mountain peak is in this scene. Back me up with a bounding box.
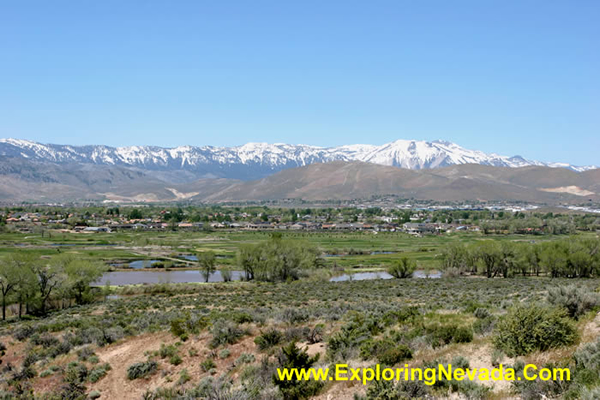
[0,138,595,179]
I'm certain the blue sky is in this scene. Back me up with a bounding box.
[1,1,598,165]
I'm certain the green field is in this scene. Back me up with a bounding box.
[0,229,578,272]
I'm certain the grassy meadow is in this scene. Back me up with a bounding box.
[0,228,599,399]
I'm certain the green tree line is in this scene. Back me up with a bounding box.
[237,234,323,282]
[441,237,600,278]
[0,254,106,320]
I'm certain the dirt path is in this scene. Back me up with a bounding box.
[90,332,174,399]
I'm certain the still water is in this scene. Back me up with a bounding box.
[96,270,245,285]
[96,269,440,286]
[329,270,442,281]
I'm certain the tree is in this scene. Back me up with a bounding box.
[475,241,502,278]
[238,245,258,281]
[236,237,321,282]
[198,251,216,283]
[32,258,67,315]
[15,262,36,318]
[0,254,38,320]
[128,209,143,219]
[499,242,516,278]
[515,243,541,276]
[540,242,568,278]
[65,259,106,304]
[388,257,416,279]
[440,243,468,274]
[0,255,31,320]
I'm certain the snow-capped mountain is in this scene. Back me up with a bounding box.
[0,138,595,181]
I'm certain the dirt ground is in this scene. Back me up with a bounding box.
[89,330,259,399]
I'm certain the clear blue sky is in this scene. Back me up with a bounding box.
[1,1,598,165]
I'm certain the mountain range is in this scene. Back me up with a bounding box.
[0,138,596,181]
[0,138,597,203]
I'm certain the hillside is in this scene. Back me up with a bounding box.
[0,157,598,203]
[198,162,600,203]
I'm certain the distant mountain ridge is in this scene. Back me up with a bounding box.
[0,138,595,182]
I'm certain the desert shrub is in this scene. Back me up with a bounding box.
[473,316,496,336]
[13,325,35,341]
[561,337,600,398]
[381,307,420,326]
[158,344,178,359]
[170,319,187,340]
[327,311,384,361]
[363,379,398,399]
[427,324,473,348]
[40,369,53,378]
[306,324,324,344]
[510,360,569,400]
[200,359,216,372]
[421,357,491,398]
[279,308,309,324]
[360,338,401,363]
[46,340,72,358]
[64,362,88,385]
[76,346,96,361]
[580,386,600,400]
[474,308,491,319]
[232,312,254,324]
[127,361,158,380]
[169,354,183,366]
[361,379,430,400]
[31,333,59,347]
[193,376,254,399]
[387,257,416,279]
[88,363,111,383]
[56,382,87,400]
[12,365,37,382]
[491,349,504,368]
[169,313,209,340]
[255,328,283,351]
[494,304,577,357]
[284,326,311,342]
[236,353,256,365]
[23,351,41,368]
[377,345,412,366]
[452,326,474,343]
[95,326,125,346]
[547,285,600,319]
[273,341,323,400]
[209,321,247,348]
[218,349,231,359]
[573,338,600,372]
[178,368,191,385]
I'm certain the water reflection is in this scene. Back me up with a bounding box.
[330,270,442,282]
[96,270,245,286]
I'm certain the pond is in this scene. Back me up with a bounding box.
[178,254,233,261]
[112,260,163,269]
[329,270,442,282]
[95,270,246,286]
[95,269,441,286]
